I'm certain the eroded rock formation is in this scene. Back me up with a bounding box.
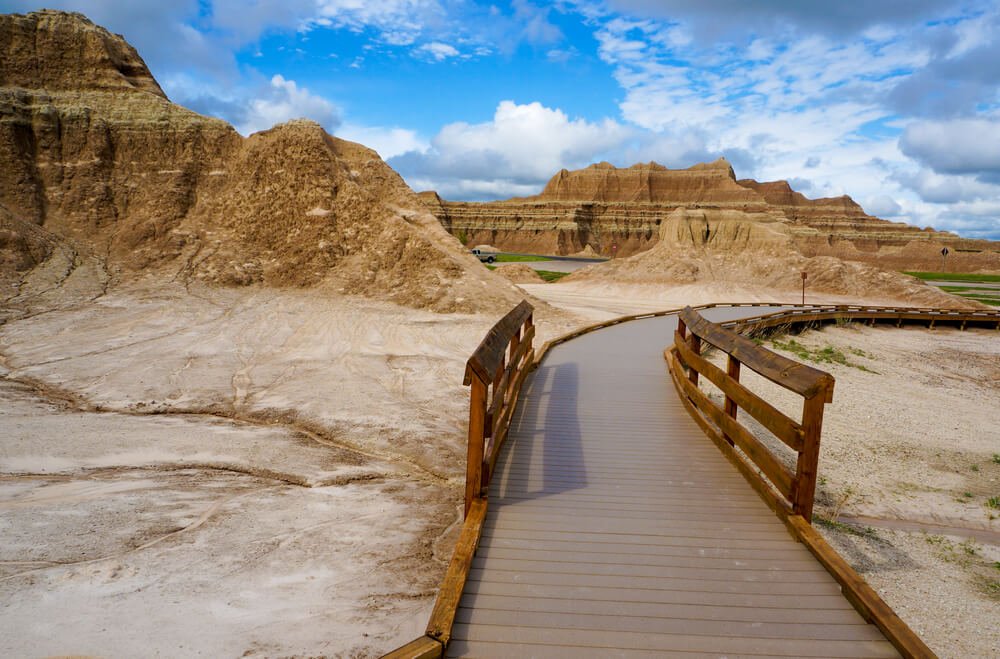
[0,10,519,313]
[425,160,1000,272]
[564,207,977,308]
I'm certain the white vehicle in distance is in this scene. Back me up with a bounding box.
[471,248,497,263]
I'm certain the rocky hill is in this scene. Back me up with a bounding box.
[563,207,976,308]
[0,10,520,313]
[424,161,1000,272]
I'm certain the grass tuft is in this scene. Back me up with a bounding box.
[494,254,549,263]
[535,269,570,282]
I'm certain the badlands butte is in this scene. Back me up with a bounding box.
[1,8,998,659]
[423,159,1000,272]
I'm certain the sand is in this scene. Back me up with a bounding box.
[0,281,579,657]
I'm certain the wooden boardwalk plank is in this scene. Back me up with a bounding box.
[446,308,899,658]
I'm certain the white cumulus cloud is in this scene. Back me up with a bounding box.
[237,75,340,136]
[335,123,428,159]
[390,100,633,198]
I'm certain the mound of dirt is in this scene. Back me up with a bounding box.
[495,264,545,284]
[566,208,981,309]
[0,10,523,313]
[572,245,599,258]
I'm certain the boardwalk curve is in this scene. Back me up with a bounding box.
[384,303,1000,659]
[448,306,896,657]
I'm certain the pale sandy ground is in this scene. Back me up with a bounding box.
[2,275,995,657]
[518,280,936,321]
[0,281,577,657]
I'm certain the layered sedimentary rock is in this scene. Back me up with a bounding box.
[423,160,770,258]
[564,207,977,308]
[1,10,519,312]
[425,160,1000,272]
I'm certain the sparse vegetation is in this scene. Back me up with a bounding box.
[535,269,570,282]
[987,496,1000,510]
[831,485,856,521]
[770,338,877,372]
[993,454,1000,465]
[484,264,569,283]
[815,516,879,539]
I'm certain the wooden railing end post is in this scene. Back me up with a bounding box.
[464,375,488,518]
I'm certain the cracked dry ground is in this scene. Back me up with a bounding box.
[0,282,520,657]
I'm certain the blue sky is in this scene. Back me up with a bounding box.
[4,1,1000,239]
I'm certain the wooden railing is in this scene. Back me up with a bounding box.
[384,300,534,659]
[666,305,946,658]
[462,299,535,516]
[721,304,1000,335]
[667,306,834,522]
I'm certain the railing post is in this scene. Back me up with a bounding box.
[722,355,740,446]
[793,388,828,522]
[687,334,701,386]
[465,375,488,518]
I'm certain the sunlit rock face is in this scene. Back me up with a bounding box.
[0,10,525,312]
[424,160,1000,272]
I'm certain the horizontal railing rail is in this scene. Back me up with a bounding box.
[720,304,1000,335]
[667,306,834,521]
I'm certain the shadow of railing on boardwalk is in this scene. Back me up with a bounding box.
[490,360,586,502]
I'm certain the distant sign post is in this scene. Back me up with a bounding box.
[941,247,949,272]
[611,243,618,259]
[801,271,807,305]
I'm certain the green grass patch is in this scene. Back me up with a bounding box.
[535,269,570,282]
[903,271,1000,283]
[938,285,983,292]
[770,338,878,373]
[486,263,570,282]
[494,254,549,263]
[961,292,1000,300]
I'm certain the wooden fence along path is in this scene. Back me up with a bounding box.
[388,303,1000,659]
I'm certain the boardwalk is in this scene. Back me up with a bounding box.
[447,307,899,657]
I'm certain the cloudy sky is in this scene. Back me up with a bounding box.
[5,1,999,239]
